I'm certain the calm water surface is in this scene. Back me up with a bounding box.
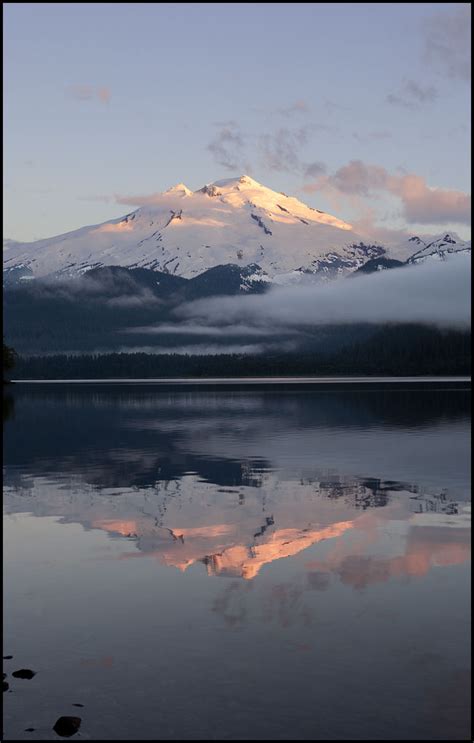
[3,382,471,740]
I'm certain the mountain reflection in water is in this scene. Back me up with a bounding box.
[4,385,470,583]
[3,383,470,741]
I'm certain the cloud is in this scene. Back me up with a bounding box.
[258,127,310,173]
[310,160,389,196]
[97,87,111,104]
[78,194,113,203]
[258,125,331,175]
[349,206,416,246]
[277,100,311,117]
[304,159,471,226]
[26,267,162,308]
[207,113,334,179]
[388,174,471,226]
[67,84,95,101]
[176,255,471,331]
[105,290,159,308]
[323,98,350,115]
[67,85,111,104]
[207,124,249,172]
[352,130,392,144]
[422,4,471,81]
[125,322,285,337]
[304,161,327,178]
[113,193,164,207]
[306,525,471,588]
[252,100,311,118]
[259,122,335,175]
[387,79,438,109]
[212,119,239,128]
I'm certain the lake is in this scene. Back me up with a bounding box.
[3,381,471,740]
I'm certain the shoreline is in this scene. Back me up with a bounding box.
[9,375,471,389]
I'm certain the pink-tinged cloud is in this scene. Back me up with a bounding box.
[304,159,471,226]
[331,161,389,196]
[97,87,111,104]
[305,525,471,589]
[388,174,471,226]
[278,100,310,116]
[67,85,111,104]
[68,84,95,101]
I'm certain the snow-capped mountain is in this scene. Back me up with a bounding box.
[3,175,387,282]
[406,233,471,264]
[352,233,470,275]
[3,176,470,285]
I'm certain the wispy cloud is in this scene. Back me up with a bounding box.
[78,194,113,203]
[387,79,438,109]
[212,119,239,128]
[252,100,311,118]
[83,190,187,207]
[277,100,311,117]
[67,85,111,104]
[422,4,471,82]
[106,291,160,308]
[124,322,285,337]
[323,98,350,115]
[349,205,416,246]
[113,192,165,206]
[304,161,327,179]
[25,267,162,308]
[207,124,249,172]
[258,126,310,174]
[352,130,392,144]
[207,110,334,177]
[258,124,332,176]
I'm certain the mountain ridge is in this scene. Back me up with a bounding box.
[2,174,361,280]
[5,175,469,284]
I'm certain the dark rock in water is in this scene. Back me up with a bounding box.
[53,716,82,737]
[72,703,84,707]
[12,669,36,679]
[3,655,13,660]
[3,681,9,692]
[25,728,36,732]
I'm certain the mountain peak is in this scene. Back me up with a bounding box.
[165,183,192,196]
[8,174,468,282]
[208,175,263,190]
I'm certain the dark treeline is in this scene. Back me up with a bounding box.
[12,325,471,379]
[3,340,18,383]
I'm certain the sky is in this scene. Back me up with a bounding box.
[3,2,471,243]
